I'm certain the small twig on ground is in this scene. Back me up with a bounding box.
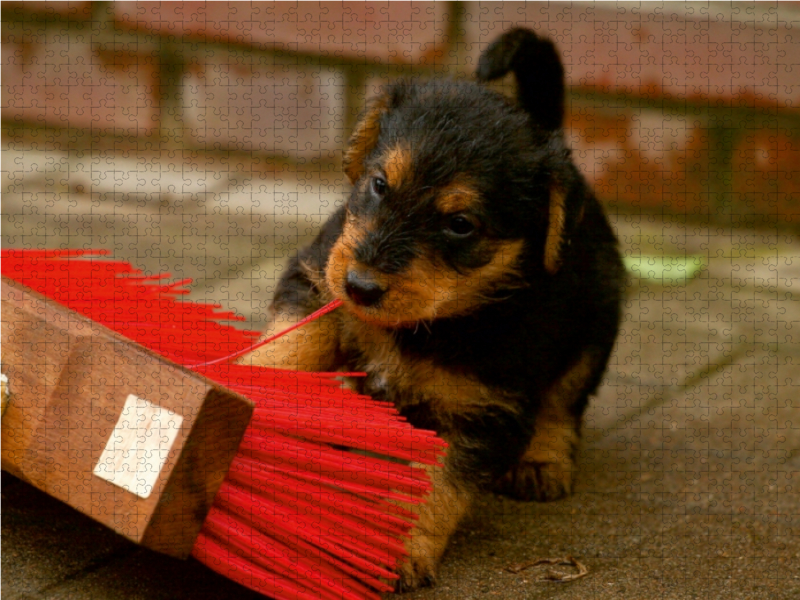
[505,556,589,582]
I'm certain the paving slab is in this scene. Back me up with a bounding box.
[1,475,134,597]
[1,149,345,327]
[2,150,799,600]
[1,474,264,600]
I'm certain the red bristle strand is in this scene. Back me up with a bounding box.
[199,366,446,465]
[226,456,416,541]
[247,415,446,465]
[201,508,379,600]
[259,481,412,541]
[238,440,426,504]
[197,513,387,600]
[194,533,348,600]
[236,432,433,500]
[187,298,345,368]
[202,520,395,600]
[229,453,420,526]
[215,485,402,582]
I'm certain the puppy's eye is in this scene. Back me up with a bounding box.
[444,215,477,238]
[371,176,387,196]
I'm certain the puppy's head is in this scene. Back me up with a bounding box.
[327,78,577,328]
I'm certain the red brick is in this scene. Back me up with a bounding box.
[732,130,800,223]
[1,22,160,135]
[1,1,92,19]
[181,50,345,157]
[463,2,800,111]
[566,105,711,213]
[115,1,450,65]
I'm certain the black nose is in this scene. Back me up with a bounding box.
[345,269,386,307]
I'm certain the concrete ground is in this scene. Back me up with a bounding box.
[2,149,799,599]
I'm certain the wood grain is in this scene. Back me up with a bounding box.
[1,277,254,558]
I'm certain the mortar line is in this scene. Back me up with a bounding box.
[588,345,752,443]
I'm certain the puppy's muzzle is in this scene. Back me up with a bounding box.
[345,268,386,307]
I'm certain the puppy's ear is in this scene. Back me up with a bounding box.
[476,28,565,133]
[343,94,389,184]
[543,178,586,274]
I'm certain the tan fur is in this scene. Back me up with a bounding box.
[241,310,340,372]
[408,362,498,415]
[325,217,357,288]
[397,457,472,588]
[343,96,388,184]
[435,179,481,214]
[399,239,525,321]
[544,186,566,274]
[434,239,525,317]
[326,228,525,326]
[499,350,598,499]
[383,144,413,189]
[338,310,516,416]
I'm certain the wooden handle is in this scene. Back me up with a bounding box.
[1,277,254,558]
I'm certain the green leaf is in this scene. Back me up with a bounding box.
[623,254,706,285]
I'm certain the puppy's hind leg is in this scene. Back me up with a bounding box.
[397,398,533,591]
[495,349,602,502]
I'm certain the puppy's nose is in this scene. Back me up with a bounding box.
[345,269,386,307]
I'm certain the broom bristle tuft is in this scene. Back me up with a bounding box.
[2,249,446,600]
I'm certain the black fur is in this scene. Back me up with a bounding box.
[262,28,625,589]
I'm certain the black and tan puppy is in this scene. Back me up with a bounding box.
[246,28,625,590]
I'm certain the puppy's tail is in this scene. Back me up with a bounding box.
[476,28,565,133]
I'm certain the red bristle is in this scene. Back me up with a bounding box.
[202,508,380,600]
[217,484,403,576]
[197,514,384,600]
[187,298,345,368]
[236,432,433,500]
[228,466,414,540]
[194,533,345,600]
[226,456,419,540]
[1,249,446,600]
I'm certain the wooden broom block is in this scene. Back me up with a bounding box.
[1,276,254,558]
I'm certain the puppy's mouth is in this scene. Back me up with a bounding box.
[325,259,478,328]
[323,229,431,327]
[325,233,525,327]
[323,251,436,327]
[333,267,421,328]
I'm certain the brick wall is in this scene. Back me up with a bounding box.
[3,1,800,225]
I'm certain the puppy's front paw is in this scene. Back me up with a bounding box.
[394,461,470,592]
[495,456,575,502]
[396,533,438,592]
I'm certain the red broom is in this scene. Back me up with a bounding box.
[1,249,446,600]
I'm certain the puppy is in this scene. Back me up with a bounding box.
[246,28,625,590]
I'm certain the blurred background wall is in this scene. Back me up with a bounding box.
[5,6,800,598]
[3,1,800,323]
